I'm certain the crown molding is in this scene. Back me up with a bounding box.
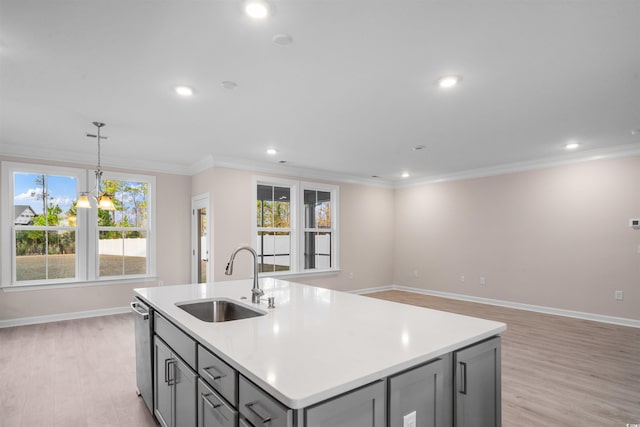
[3,140,639,187]
[0,142,194,175]
[203,156,395,188]
[396,142,640,188]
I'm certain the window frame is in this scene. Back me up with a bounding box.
[252,176,339,277]
[1,161,156,288]
[91,170,156,282]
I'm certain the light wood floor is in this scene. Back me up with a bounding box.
[0,293,638,427]
[0,314,157,427]
[368,291,640,427]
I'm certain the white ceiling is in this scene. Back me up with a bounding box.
[1,0,639,184]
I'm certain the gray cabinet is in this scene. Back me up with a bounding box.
[389,355,452,427]
[198,345,238,407]
[304,380,385,427]
[239,376,293,427]
[198,378,238,427]
[153,312,198,427]
[454,336,501,427]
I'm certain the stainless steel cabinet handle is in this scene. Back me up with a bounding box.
[202,393,222,410]
[130,302,149,320]
[246,402,272,424]
[203,365,225,381]
[459,362,467,395]
[164,358,171,384]
[167,359,176,386]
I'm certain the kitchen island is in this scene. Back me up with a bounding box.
[134,278,506,427]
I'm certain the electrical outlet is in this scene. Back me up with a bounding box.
[413,270,419,278]
[460,275,465,283]
[480,276,486,285]
[403,411,416,427]
[348,272,354,280]
[615,290,624,301]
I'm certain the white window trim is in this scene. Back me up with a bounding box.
[300,181,340,273]
[252,176,339,277]
[93,171,156,282]
[1,161,156,288]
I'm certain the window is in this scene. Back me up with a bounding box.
[97,175,151,278]
[254,177,338,275]
[2,162,155,287]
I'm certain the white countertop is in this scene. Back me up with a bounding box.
[135,279,506,409]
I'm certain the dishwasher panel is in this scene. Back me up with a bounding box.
[131,299,153,413]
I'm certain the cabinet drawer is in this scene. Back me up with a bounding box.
[198,345,238,406]
[198,378,237,427]
[154,312,197,369]
[239,376,293,427]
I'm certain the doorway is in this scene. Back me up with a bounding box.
[191,193,210,283]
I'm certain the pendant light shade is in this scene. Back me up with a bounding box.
[76,193,91,208]
[77,121,116,211]
[98,194,116,211]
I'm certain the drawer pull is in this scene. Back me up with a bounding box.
[202,393,222,410]
[203,365,225,381]
[246,402,272,424]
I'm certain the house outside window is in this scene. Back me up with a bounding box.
[1,161,155,287]
[254,177,339,275]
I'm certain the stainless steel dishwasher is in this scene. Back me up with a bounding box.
[131,298,153,413]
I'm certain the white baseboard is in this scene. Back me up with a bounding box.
[349,285,394,295]
[356,285,640,328]
[0,306,131,328]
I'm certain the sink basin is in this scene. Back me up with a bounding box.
[176,299,265,322]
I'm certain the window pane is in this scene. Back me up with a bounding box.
[124,231,147,275]
[256,231,290,272]
[99,230,124,277]
[15,230,46,281]
[101,180,148,227]
[304,232,332,270]
[14,173,77,226]
[257,185,290,228]
[304,190,331,229]
[47,231,76,279]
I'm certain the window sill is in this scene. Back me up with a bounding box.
[259,269,341,281]
[1,276,158,292]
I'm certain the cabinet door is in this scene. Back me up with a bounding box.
[199,379,238,427]
[154,337,173,427]
[389,354,452,427]
[174,355,198,427]
[304,380,385,427]
[454,336,501,427]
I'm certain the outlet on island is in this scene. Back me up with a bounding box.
[403,411,416,427]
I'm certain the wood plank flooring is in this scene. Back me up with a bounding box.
[0,314,157,427]
[367,290,640,427]
[0,292,638,426]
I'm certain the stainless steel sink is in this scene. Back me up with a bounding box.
[176,299,265,322]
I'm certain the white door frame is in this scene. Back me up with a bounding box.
[191,193,211,283]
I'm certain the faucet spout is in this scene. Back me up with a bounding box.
[225,245,264,303]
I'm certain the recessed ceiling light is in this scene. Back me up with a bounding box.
[244,0,269,19]
[266,148,278,155]
[401,172,410,178]
[175,85,194,96]
[221,81,238,90]
[565,142,580,150]
[272,34,293,46]
[437,75,461,89]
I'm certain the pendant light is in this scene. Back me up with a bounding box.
[77,121,116,211]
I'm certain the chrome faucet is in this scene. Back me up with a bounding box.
[225,245,264,303]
